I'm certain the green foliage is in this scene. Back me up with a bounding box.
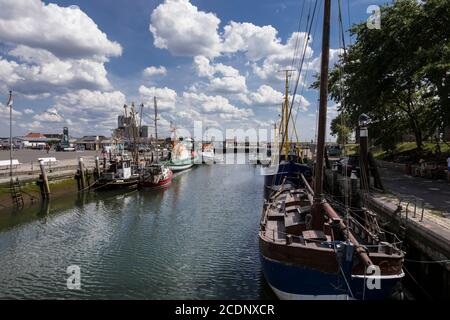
[330,113,351,145]
[325,0,450,152]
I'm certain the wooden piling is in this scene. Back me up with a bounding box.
[95,156,100,180]
[78,158,85,190]
[39,159,50,199]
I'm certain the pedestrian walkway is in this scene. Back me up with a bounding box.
[378,166,450,214]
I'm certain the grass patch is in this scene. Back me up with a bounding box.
[373,141,450,161]
[343,143,358,156]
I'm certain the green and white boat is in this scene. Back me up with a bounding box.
[165,137,199,172]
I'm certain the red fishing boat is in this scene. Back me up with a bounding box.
[139,163,173,188]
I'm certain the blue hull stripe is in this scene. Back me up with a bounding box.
[261,255,400,300]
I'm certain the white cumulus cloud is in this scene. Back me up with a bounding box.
[139,85,178,111]
[183,92,253,119]
[143,66,167,77]
[0,0,122,61]
[193,56,247,94]
[0,1,122,96]
[150,0,221,57]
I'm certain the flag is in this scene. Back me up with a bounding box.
[6,91,13,108]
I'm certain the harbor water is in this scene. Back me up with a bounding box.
[0,162,276,299]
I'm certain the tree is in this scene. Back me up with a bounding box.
[324,0,449,152]
[330,113,351,145]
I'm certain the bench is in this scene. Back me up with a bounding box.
[0,159,21,169]
[38,157,58,164]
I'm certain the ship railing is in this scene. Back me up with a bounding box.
[262,226,403,250]
[330,194,404,251]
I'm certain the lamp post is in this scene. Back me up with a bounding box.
[7,91,13,180]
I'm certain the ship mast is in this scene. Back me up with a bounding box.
[153,96,159,163]
[130,102,139,164]
[139,103,144,146]
[309,0,331,230]
[283,70,290,157]
[313,0,331,202]
[279,70,294,158]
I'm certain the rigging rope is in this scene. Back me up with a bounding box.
[289,0,308,74]
[279,0,319,155]
[289,0,322,147]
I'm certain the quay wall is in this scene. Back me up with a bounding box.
[324,168,450,299]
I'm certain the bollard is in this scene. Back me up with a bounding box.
[39,159,50,199]
[78,158,85,190]
[350,170,359,207]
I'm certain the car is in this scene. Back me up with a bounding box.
[336,155,360,177]
[327,145,342,157]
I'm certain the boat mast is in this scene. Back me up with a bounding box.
[139,103,144,145]
[131,102,139,164]
[153,96,159,163]
[283,70,290,157]
[313,0,331,202]
[279,70,294,157]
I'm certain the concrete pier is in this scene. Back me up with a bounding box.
[325,167,450,299]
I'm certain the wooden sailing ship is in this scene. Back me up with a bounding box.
[259,0,405,300]
[259,181,404,299]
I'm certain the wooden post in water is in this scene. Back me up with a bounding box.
[39,159,50,199]
[95,156,100,180]
[78,158,85,190]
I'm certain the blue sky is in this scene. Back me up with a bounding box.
[0,0,389,140]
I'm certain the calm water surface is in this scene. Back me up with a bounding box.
[0,163,276,299]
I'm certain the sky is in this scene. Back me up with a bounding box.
[0,0,389,141]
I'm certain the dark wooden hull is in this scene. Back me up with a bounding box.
[92,179,139,191]
[259,232,404,300]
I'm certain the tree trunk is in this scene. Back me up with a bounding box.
[411,120,423,151]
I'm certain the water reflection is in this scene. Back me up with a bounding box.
[0,164,273,299]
